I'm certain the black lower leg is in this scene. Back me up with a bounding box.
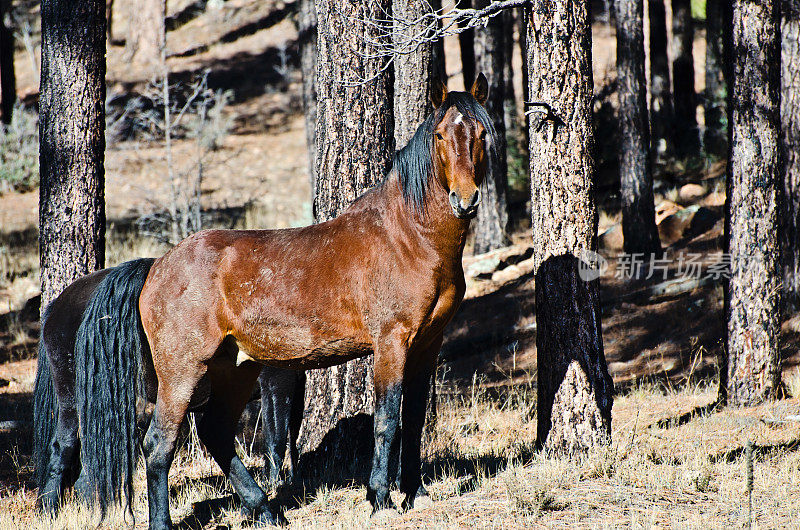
[39,407,80,513]
[400,363,433,510]
[367,383,402,511]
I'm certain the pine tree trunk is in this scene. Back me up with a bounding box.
[781,0,800,314]
[473,3,509,254]
[393,0,434,146]
[0,0,16,125]
[703,0,731,155]
[615,0,661,257]
[648,0,675,157]
[300,0,394,461]
[503,9,517,134]
[526,0,613,454]
[39,0,106,311]
[125,0,165,78]
[457,0,476,87]
[297,0,317,194]
[725,0,781,407]
[671,0,698,154]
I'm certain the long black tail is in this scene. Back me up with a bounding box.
[75,258,154,513]
[33,332,56,494]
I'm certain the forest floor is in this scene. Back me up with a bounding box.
[2,0,800,528]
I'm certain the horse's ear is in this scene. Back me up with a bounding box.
[430,77,448,108]
[470,73,489,105]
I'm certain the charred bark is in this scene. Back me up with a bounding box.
[526,0,613,453]
[782,0,800,313]
[703,0,731,155]
[614,0,661,256]
[302,0,394,461]
[724,0,781,406]
[0,0,16,125]
[648,0,675,157]
[473,1,509,254]
[671,0,698,154]
[39,0,106,311]
[457,0,476,87]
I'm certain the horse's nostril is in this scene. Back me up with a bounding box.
[471,189,481,207]
[448,190,459,208]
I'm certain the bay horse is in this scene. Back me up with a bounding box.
[35,74,495,527]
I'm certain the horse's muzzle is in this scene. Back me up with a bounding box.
[449,189,481,219]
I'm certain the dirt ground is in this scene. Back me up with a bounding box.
[1,0,800,528]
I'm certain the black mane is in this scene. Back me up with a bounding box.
[392,91,499,214]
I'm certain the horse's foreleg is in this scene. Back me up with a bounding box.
[200,362,276,526]
[399,340,439,511]
[258,367,304,489]
[143,376,200,530]
[367,338,406,512]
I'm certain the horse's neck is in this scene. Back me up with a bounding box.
[384,173,470,269]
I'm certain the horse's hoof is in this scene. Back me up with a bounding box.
[251,506,280,527]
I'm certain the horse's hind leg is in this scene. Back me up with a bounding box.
[39,401,80,512]
[258,367,304,489]
[200,362,276,525]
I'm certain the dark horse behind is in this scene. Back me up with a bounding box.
[33,75,497,528]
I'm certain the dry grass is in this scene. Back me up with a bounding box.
[2,377,799,529]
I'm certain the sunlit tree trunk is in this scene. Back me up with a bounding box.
[39,0,107,311]
[473,1,510,254]
[526,0,613,454]
[781,0,800,313]
[614,0,661,256]
[724,0,781,406]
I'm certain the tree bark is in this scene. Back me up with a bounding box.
[648,0,675,157]
[457,0,476,87]
[703,0,731,155]
[0,0,16,125]
[39,0,106,312]
[125,0,165,79]
[671,0,698,154]
[526,0,613,454]
[301,0,394,459]
[781,0,800,313]
[615,0,661,256]
[503,9,517,134]
[393,0,434,146]
[724,0,781,406]
[473,5,510,254]
[297,0,317,195]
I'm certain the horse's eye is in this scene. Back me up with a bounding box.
[479,130,487,140]
[435,132,444,140]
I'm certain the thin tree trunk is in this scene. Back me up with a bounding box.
[615,0,661,256]
[724,0,781,406]
[0,0,16,125]
[781,0,800,313]
[297,0,317,194]
[125,0,165,78]
[431,0,446,81]
[503,9,517,133]
[703,0,730,155]
[457,0,476,87]
[300,0,394,463]
[39,0,106,311]
[648,0,675,157]
[393,0,434,146]
[106,0,115,43]
[671,0,698,154]
[526,0,613,454]
[473,1,509,254]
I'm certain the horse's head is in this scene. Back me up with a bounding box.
[431,74,491,220]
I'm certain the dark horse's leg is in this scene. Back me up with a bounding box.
[367,338,405,512]
[399,341,439,511]
[200,361,276,525]
[258,367,305,489]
